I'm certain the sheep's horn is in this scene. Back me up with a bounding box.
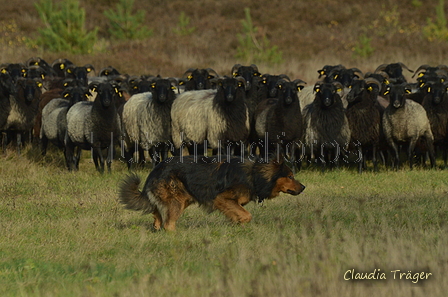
[412,64,431,78]
[292,79,307,86]
[231,64,242,76]
[374,64,388,73]
[235,76,247,88]
[250,64,259,73]
[182,68,197,78]
[364,77,382,89]
[279,74,291,81]
[398,62,414,73]
[205,68,219,78]
[168,77,179,86]
[351,68,364,79]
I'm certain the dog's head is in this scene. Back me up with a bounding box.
[256,151,305,200]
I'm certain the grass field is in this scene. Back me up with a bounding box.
[0,145,447,297]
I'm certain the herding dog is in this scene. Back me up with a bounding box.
[118,153,305,231]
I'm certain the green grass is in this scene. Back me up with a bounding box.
[1,146,447,296]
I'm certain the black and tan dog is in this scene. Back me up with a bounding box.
[119,154,305,231]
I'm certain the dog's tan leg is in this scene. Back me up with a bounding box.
[153,209,163,230]
[213,190,252,224]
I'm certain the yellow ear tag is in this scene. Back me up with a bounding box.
[114,87,119,93]
[384,79,389,85]
[87,68,92,73]
[60,64,65,70]
[418,73,424,77]
[337,88,342,92]
[405,89,412,94]
[171,86,176,90]
[334,74,338,79]
[1,69,6,74]
[37,82,43,88]
[420,82,425,88]
[187,75,192,80]
[427,87,431,93]
[320,70,325,75]
[367,86,373,92]
[64,93,70,98]
[232,72,238,77]
[315,88,320,93]
[441,78,445,83]
[238,82,243,88]
[67,69,72,74]
[41,74,45,79]
[278,84,282,89]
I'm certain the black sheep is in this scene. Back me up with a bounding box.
[421,80,448,167]
[302,81,351,171]
[254,78,306,171]
[345,78,383,172]
[65,81,122,173]
[179,68,219,91]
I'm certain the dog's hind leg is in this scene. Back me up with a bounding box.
[213,189,252,224]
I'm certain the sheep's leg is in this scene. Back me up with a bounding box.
[17,132,22,155]
[93,147,105,174]
[64,139,75,171]
[372,145,378,172]
[2,132,7,153]
[425,136,436,169]
[389,142,400,170]
[40,133,48,156]
[107,146,113,173]
[408,138,418,170]
[357,146,363,174]
[74,146,81,171]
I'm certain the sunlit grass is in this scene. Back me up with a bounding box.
[0,144,447,296]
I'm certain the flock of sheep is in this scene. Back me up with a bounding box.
[1,57,447,173]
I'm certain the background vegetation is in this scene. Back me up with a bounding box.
[1,0,448,83]
[1,1,448,296]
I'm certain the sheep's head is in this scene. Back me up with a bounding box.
[216,76,246,102]
[313,81,344,108]
[317,64,345,79]
[375,63,413,84]
[89,82,121,108]
[62,86,91,105]
[260,74,290,98]
[346,78,381,104]
[150,78,177,103]
[0,68,16,95]
[17,77,43,103]
[423,81,448,105]
[383,83,411,109]
[276,78,305,105]
[326,67,363,87]
[180,68,219,90]
[231,64,261,91]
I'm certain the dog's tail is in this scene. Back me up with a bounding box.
[118,173,155,214]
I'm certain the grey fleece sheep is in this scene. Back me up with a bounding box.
[40,86,90,159]
[302,81,351,170]
[382,83,436,169]
[171,76,250,156]
[65,81,122,173]
[121,78,177,168]
[3,77,43,154]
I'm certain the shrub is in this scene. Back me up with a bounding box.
[173,12,196,36]
[33,0,98,54]
[422,0,448,41]
[103,0,153,40]
[235,8,283,65]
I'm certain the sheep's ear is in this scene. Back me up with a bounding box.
[383,86,390,96]
[84,64,94,73]
[62,90,70,98]
[88,83,98,92]
[0,68,7,74]
[405,88,412,94]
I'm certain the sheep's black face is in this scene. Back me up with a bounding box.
[277,81,298,105]
[426,82,448,105]
[385,84,409,109]
[218,78,246,103]
[151,79,175,103]
[232,65,260,91]
[346,80,364,103]
[0,71,16,95]
[19,78,42,103]
[314,83,340,108]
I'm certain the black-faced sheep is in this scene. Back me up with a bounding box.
[121,78,177,169]
[65,82,122,173]
[171,76,249,156]
[2,77,43,154]
[0,71,16,150]
[40,86,90,159]
[302,81,351,171]
[178,68,219,91]
[382,83,436,169]
[345,78,383,172]
[254,78,306,171]
[421,80,448,167]
[374,62,413,84]
[65,64,95,87]
[51,58,74,78]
